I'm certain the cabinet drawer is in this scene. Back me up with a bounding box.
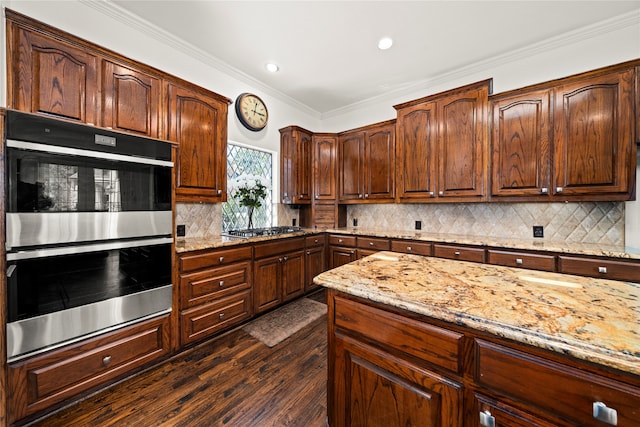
[254,237,305,259]
[433,244,485,263]
[180,246,252,273]
[558,256,640,282]
[334,295,463,373]
[180,261,251,308]
[356,236,390,251]
[7,315,169,422]
[180,291,252,345]
[476,340,640,426]
[390,240,432,256]
[314,204,336,220]
[474,393,561,427]
[305,234,326,248]
[487,250,556,272]
[329,234,356,247]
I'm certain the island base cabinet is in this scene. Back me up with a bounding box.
[330,333,462,427]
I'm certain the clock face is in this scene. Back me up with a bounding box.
[236,93,268,131]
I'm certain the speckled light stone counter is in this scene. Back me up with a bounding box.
[175,229,319,253]
[314,251,640,376]
[326,227,640,260]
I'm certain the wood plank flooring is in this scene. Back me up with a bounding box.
[28,294,328,427]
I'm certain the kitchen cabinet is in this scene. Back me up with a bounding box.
[395,80,490,202]
[557,255,640,282]
[433,243,486,263]
[328,234,357,269]
[487,249,556,272]
[101,60,162,138]
[326,289,640,427]
[280,126,312,205]
[305,235,327,292]
[168,81,230,203]
[338,120,395,203]
[491,88,552,199]
[7,315,170,424]
[328,292,463,427]
[553,67,635,199]
[390,239,433,256]
[178,246,253,346]
[253,238,306,313]
[7,13,99,125]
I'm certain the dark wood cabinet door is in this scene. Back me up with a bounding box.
[253,255,282,313]
[280,128,296,203]
[329,246,357,269]
[437,84,489,200]
[553,69,635,198]
[338,131,365,201]
[313,134,338,200]
[364,122,395,200]
[281,250,306,302]
[331,334,462,427]
[297,129,313,203]
[102,61,161,138]
[396,101,438,201]
[280,127,311,204]
[305,246,326,292]
[168,83,228,203]
[491,89,552,198]
[9,24,99,124]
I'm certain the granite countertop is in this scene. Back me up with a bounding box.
[314,251,640,376]
[326,227,640,260]
[175,228,320,253]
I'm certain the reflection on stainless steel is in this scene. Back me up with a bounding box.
[7,236,173,261]
[7,139,174,167]
[6,211,172,249]
[7,285,172,362]
[223,226,303,238]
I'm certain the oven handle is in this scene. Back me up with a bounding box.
[6,237,173,261]
[7,139,174,168]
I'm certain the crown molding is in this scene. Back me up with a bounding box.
[321,8,640,120]
[79,0,321,119]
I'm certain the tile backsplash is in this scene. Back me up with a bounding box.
[177,201,624,245]
[347,202,624,245]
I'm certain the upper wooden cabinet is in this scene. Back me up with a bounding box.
[168,82,230,203]
[491,88,552,199]
[280,126,312,205]
[338,120,395,203]
[102,60,162,138]
[553,68,635,199]
[7,16,100,125]
[395,80,491,202]
[491,64,636,201]
[312,134,338,201]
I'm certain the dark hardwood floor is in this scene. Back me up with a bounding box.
[29,293,328,427]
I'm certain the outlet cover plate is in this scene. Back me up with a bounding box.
[176,224,186,237]
[533,225,544,238]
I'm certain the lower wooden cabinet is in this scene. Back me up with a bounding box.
[7,315,171,424]
[434,243,486,263]
[305,234,327,292]
[327,290,640,427]
[557,255,640,282]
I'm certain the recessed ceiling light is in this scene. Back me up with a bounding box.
[265,63,279,72]
[378,37,393,50]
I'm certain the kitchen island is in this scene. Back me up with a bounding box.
[314,251,640,426]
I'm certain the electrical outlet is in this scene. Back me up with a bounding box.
[176,224,186,237]
[292,218,297,226]
[415,220,422,230]
[533,225,544,238]
[353,218,358,227]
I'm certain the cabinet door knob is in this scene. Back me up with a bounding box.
[219,256,224,263]
[219,280,225,287]
[315,195,318,199]
[279,257,283,262]
[429,191,434,197]
[593,402,617,425]
[350,250,355,254]
[314,239,319,244]
[439,191,444,196]
[219,313,225,320]
[217,189,222,195]
[306,251,310,255]
[598,266,607,274]
[299,194,304,198]
[364,193,369,198]
[516,258,523,265]
[541,187,549,194]
[358,194,363,199]
[479,410,495,427]
[556,187,563,193]
[102,355,112,366]
[338,239,343,243]
[283,256,288,262]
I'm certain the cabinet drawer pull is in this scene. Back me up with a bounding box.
[369,242,374,246]
[102,355,112,366]
[350,250,355,254]
[338,239,343,243]
[593,401,617,425]
[407,246,412,252]
[358,194,363,199]
[516,258,523,265]
[598,266,607,274]
[314,239,319,244]
[219,313,225,320]
[479,410,495,427]
[219,280,224,287]
[219,256,224,263]
[454,251,461,256]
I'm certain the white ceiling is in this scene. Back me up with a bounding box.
[110,1,640,115]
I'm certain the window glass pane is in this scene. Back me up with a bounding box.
[223,144,273,231]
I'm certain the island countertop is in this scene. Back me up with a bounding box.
[314,251,640,376]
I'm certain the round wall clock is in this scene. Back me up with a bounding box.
[235,92,269,131]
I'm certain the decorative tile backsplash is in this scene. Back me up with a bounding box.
[177,201,624,245]
[347,202,624,245]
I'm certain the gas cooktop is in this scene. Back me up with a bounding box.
[223,226,303,239]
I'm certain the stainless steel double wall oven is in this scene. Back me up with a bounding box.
[5,110,173,362]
